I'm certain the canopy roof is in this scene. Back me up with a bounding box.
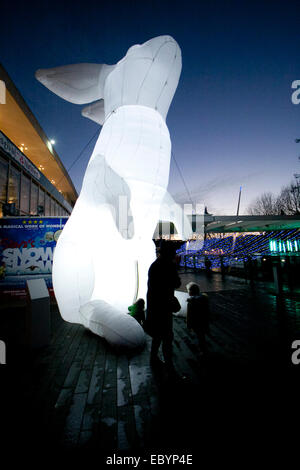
[201,214,300,233]
[0,64,78,206]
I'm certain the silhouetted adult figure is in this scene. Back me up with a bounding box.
[205,257,212,276]
[145,241,181,370]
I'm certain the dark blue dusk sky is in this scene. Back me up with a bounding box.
[1,0,300,214]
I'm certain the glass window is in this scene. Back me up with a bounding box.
[45,194,50,216]
[38,188,45,214]
[55,202,59,216]
[20,174,30,214]
[30,183,38,215]
[50,198,55,216]
[8,165,20,209]
[0,156,8,204]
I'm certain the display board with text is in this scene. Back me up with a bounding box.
[0,217,68,297]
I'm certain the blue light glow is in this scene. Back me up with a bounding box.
[177,229,300,269]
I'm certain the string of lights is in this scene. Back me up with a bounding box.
[177,229,300,269]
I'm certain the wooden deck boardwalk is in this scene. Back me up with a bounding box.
[1,270,299,464]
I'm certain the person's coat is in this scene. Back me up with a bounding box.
[186,294,210,335]
[145,257,181,338]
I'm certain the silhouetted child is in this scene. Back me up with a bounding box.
[128,298,145,326]
[186,282,210,354]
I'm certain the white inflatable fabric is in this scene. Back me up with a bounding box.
[80,300,145,349]
[173,291,189,317]
[36,36,192,349]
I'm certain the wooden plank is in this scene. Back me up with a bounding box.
[52,323,80,363]
[172,319,202,384]
[81,404,101,432]
[78,429,94,449]
[73,329,92,364]
[63,361,82,389]
[82,334,99,370]
[117,404,138,451]
[75,367,93,394]
[103,348,117,390]
[117,374,132,407]
[61,392,87,447]
[98,386,118,451]
[6,274,299,453]
[86,340,106,406]
[117,353,129,379]
[128,355,161,450]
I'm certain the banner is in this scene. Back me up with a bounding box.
[0,130,41,180]
[0,217,68,296]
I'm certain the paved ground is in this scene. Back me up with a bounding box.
[178,269,248,292]
[1,270,299,465]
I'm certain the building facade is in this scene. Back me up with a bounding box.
[0,130,72,217]
[0,64,77,218]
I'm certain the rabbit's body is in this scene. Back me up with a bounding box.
[37,36,190,348]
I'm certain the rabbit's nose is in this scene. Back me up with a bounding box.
[35,69,50,84]
[35,69,44,81]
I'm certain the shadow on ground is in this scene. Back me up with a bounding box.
[0,271,299,465]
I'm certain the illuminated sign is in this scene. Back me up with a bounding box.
[269,239,299,253]
[0,218,67,296]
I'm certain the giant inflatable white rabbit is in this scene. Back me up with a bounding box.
[36,35,192,349]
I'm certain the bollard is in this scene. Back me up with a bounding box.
[0,340,6,364]
[272,264,282,295]
[26,278,50,348]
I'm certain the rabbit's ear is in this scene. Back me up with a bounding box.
[82,99,105,125]
[35,63,114,104]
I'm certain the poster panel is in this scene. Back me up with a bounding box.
[0,217,68,297]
